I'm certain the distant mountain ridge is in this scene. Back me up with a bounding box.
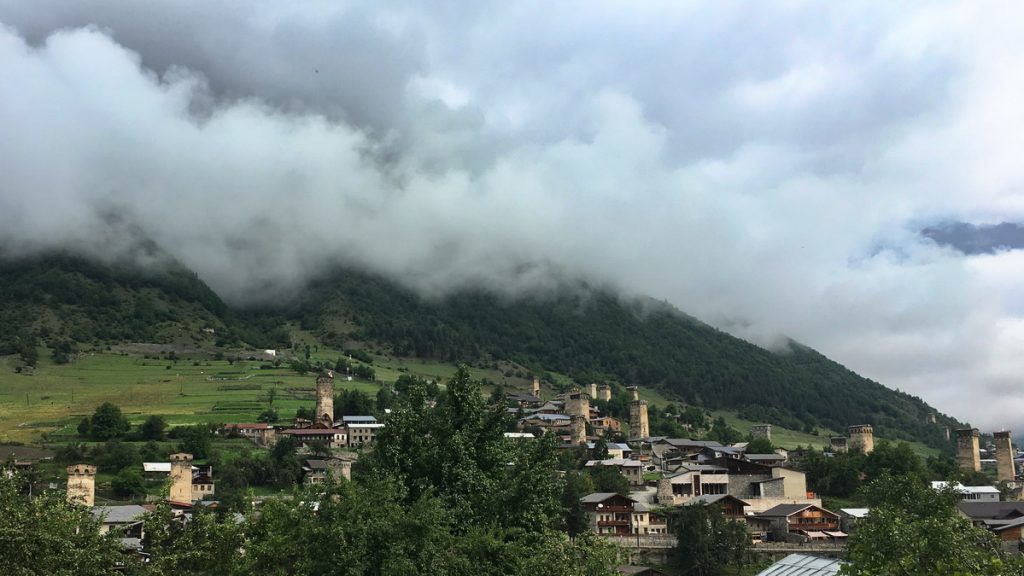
[0,253,963,449]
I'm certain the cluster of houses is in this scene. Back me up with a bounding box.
[45,372,1024,564]
[222,370,385,451]
[510,379,648,441]
[577,433,847,543]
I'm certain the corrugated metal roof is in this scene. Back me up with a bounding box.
[755,554,843,576]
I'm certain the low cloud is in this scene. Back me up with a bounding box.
[1,1,1023,432]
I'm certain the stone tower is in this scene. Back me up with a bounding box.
[848,425,874,454]
[589,383,598,400]
[169,453,194,503]
[630,386,640,402]
[995,430,1016,482]
[565,387,591,422]
[598,385,612,402]
[315,370,335,427]
[532,377,541,398]
[570,414,587,446]
[66,464,96,507]
[830,436,848,454]
[956,428,981,472]
[751,424,772,441]
[627,386,650,440]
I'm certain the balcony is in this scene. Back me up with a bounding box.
[598,520,630,527]
[790,522,838,532]
[596,505,633,513]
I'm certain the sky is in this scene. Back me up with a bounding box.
[1,1,1022,432]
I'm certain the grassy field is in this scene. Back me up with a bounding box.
[1,347,930,457]
[0,352,382,443]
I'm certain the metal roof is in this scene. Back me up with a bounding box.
[754,554,843,576]
[93,505,148,524]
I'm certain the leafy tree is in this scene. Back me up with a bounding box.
[295,406,314,421]
[707,417,743,444]
[140,414,167,440]
[561,471,594,538]
[257,408,279,423]
[88,402,130,440]
[334,389,374,417]
[592,436,610,460]
[97,439,142,472]
[111,467,146,498]
[51,339,76,364]
[861,441,926,481]
[671,502,750,576]
[842,473,1023,576]
[178,425,212,460]
[368,365,564,532]
[0,473,127,575]
[588,464,629,496]
[77,417,91,438]
[745,437,774,454]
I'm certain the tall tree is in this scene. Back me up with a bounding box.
[671,502,749,576]
[0,474,127,575]
[88,402,130,440]
[843,473,1023,576]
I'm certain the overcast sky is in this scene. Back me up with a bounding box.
[1,1,1022,432]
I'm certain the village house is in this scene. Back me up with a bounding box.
[220,423,276,446]
[751,503,843,542]
[587,441,633,459]
[585,458,646,488]
[590,416,622,435]
[933,480,1001,502]
[346,422,384,447]
[580,492,668,536]
[301,457,354,485]
[656,457,814,513]
[93,505,148,538]
[277,427,348,449]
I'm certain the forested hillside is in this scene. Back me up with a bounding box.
[0,254,962,448]
[0,254,288,355]
[294,270,962,449]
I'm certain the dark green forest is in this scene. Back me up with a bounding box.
[0,254,962,449]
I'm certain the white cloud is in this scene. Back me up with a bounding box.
[1,1,1023,432]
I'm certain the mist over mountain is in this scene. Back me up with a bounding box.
[0,253,963,449]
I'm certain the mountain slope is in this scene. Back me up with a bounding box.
[0,255,962,449]
[293,269,961,448]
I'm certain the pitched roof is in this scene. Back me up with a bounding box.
[580,492,634,504]
[688,494,750,507]
[754,554,843,576]
[585,458,643,468]
[93,505,148,524]
[341,415,377,423]
[958,501,1024,520]
[756,504,815,517]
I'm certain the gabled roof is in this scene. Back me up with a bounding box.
[586,458,643,468]
[580,492,635,504]
[958,501,1024,520]
[756,503,835,518]
[520,413,570,422]
[839,508,870,518]
[687,494,750,507]
[745,453,786,461]
[660,438,725,449]
[754,553,843,576]
[93,505,148,524]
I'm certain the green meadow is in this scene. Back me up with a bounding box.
[0,352,382,443]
